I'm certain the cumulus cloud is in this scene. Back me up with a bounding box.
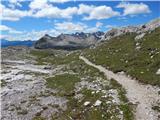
[0,25,23,34]
[0,4,32,21]
[29,0,49,10]
[78,4,120,20]
[117,2,151,16]
[8,0,24,8]
[78,4,94,14]
[55,22,87,32]
[0,25,12,31]
[32,4,78,19]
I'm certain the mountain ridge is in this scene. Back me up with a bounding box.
[34,31,104,50]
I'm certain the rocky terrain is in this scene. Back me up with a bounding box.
[34,31,104,50]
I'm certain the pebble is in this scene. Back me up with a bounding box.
[94,100,102,106]
[84,101,90,106]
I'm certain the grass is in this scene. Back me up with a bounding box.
[152,105,160,112]
[30,49,79,65]
[46,74,80,94]
[32,116,45,120]
[17,109,28,115]
[84,27,160,86]
[1,80,7,87]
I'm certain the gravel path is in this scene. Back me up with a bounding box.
[80,56,160,120]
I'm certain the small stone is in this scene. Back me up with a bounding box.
[84,101,90,106]
[120,111,123,114]
[91,91,95,94]
[156,68,160,75]
[94,100,102,106]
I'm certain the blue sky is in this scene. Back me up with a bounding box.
[0,0,160,41]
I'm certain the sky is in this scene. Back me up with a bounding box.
[0,0,160,41]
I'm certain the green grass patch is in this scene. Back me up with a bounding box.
[1,80,7,87]
[46,74,80,94]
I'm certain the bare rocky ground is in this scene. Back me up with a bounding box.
[1,47,68,120]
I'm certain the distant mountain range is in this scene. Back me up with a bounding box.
[34,31,104,50]
[1,39,35,48]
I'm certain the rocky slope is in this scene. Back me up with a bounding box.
[34,31,104,50]
[102,18,160,41]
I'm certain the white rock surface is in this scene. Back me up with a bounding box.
[94,100,102,106]
[156,68,160,75]
[84,101,90,106]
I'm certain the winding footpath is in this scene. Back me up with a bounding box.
[79,56,160,120]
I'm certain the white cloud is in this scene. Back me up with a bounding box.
[117,2,151,16]
[78,4,94,14]
[0,4,32,21]
[8,0,23,8]
[55,22,87,32]
[29,0,49,10]
[78,4,119,20]
[85,5,119,20]
[55,21,102,33]
[4,29,61,41]
[0,25,12,31]
[1,2,120,21]
[0,25,23,34]
[0,34,9,39]
[49,0,70,3]
[96,22,103,28]
[33,5,78,19]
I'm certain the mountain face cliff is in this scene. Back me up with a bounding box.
[34,32,104,50]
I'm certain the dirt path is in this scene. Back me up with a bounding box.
[79,56,160,120]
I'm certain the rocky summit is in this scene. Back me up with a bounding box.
[34,31,104,50]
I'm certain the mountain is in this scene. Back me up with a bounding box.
[1,39,35,48]
[34,31,104,50]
